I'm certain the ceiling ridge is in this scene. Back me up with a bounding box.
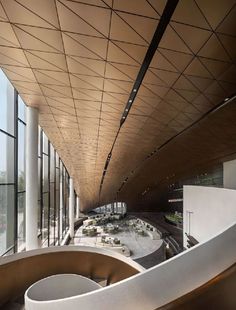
[97,0,180,203]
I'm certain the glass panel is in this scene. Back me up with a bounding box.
[0,70,15,135]
[43,154,49,192]
[38,159,41,200]
[56,168,59,190]
[43,133,48,154]
[49,183,55,245]
[38,127,41,157]
[49,220,55,245]
[0,185,15,255]
[18,122,25,191]
[18,96,26,122]
[42,193,49,243]
[38,200,41,235]
[55,188,60,243]
[50,184,55,213]
[34,129,74,246]
[0,132,15,184]
[65,172,69,230]
[55,153,59,168]
[74,193,76,216]
[17,192,25,251]
[50,145,55,182]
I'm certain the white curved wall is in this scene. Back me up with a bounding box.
[25,274,101,302]
[183,186,236,247]
[24,221,236,310]
[0,245,143,273]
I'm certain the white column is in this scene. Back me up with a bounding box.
[26,107,38,250]
[69,177,75,238]
[76,196,80,219]
[223,159,236,189]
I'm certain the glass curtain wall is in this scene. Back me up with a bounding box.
[0,69,74,256]
[60,164,70,241]
[94,202,127,215]
[37,128,70,247]
[0,70,16,256]
[17,96,26,251]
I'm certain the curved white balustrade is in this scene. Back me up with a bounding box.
[2,187,235,310]
[25,274,101,306]
[24,221,236,310]
[0,245,144,272]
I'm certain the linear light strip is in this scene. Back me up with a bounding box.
[98,0,180,201]
[120,0,179,126]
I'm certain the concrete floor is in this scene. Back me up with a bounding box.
[131,212,183,250]
[73,219,163,260]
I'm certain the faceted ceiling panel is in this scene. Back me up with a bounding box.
[0,0,235,211]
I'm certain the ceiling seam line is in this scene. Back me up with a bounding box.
[97,0,180,204]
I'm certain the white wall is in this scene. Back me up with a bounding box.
[224,159,236,189]
[26,274,101,303]
[183,185,236,247]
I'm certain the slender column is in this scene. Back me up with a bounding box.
[223,159,236,189]
[69,177,75,238]
[59,163,63,242]
[76,196,80,219]
[26,107,38,250]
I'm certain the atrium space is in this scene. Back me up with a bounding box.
[0,0,236,309]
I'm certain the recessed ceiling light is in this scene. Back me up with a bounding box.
[224,97,229,101]
[122,116,125,119]
[125,108,128,112]
[133,89,137,92]
[129,99,132,103]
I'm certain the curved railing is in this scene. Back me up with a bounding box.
[158,262,236,309]
[2,185,236,309]
[22,221,236,309]
[0,246,143,307]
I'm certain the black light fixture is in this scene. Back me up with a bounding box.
[99,0,180,196]
[119,0,179,128]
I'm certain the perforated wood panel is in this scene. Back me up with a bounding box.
[0,0,235,210]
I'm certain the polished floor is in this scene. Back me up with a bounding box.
[73,218,163,260]
[131,212,183,250]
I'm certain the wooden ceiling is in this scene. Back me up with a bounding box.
[0,0,235,211]
[119,96,236,211]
